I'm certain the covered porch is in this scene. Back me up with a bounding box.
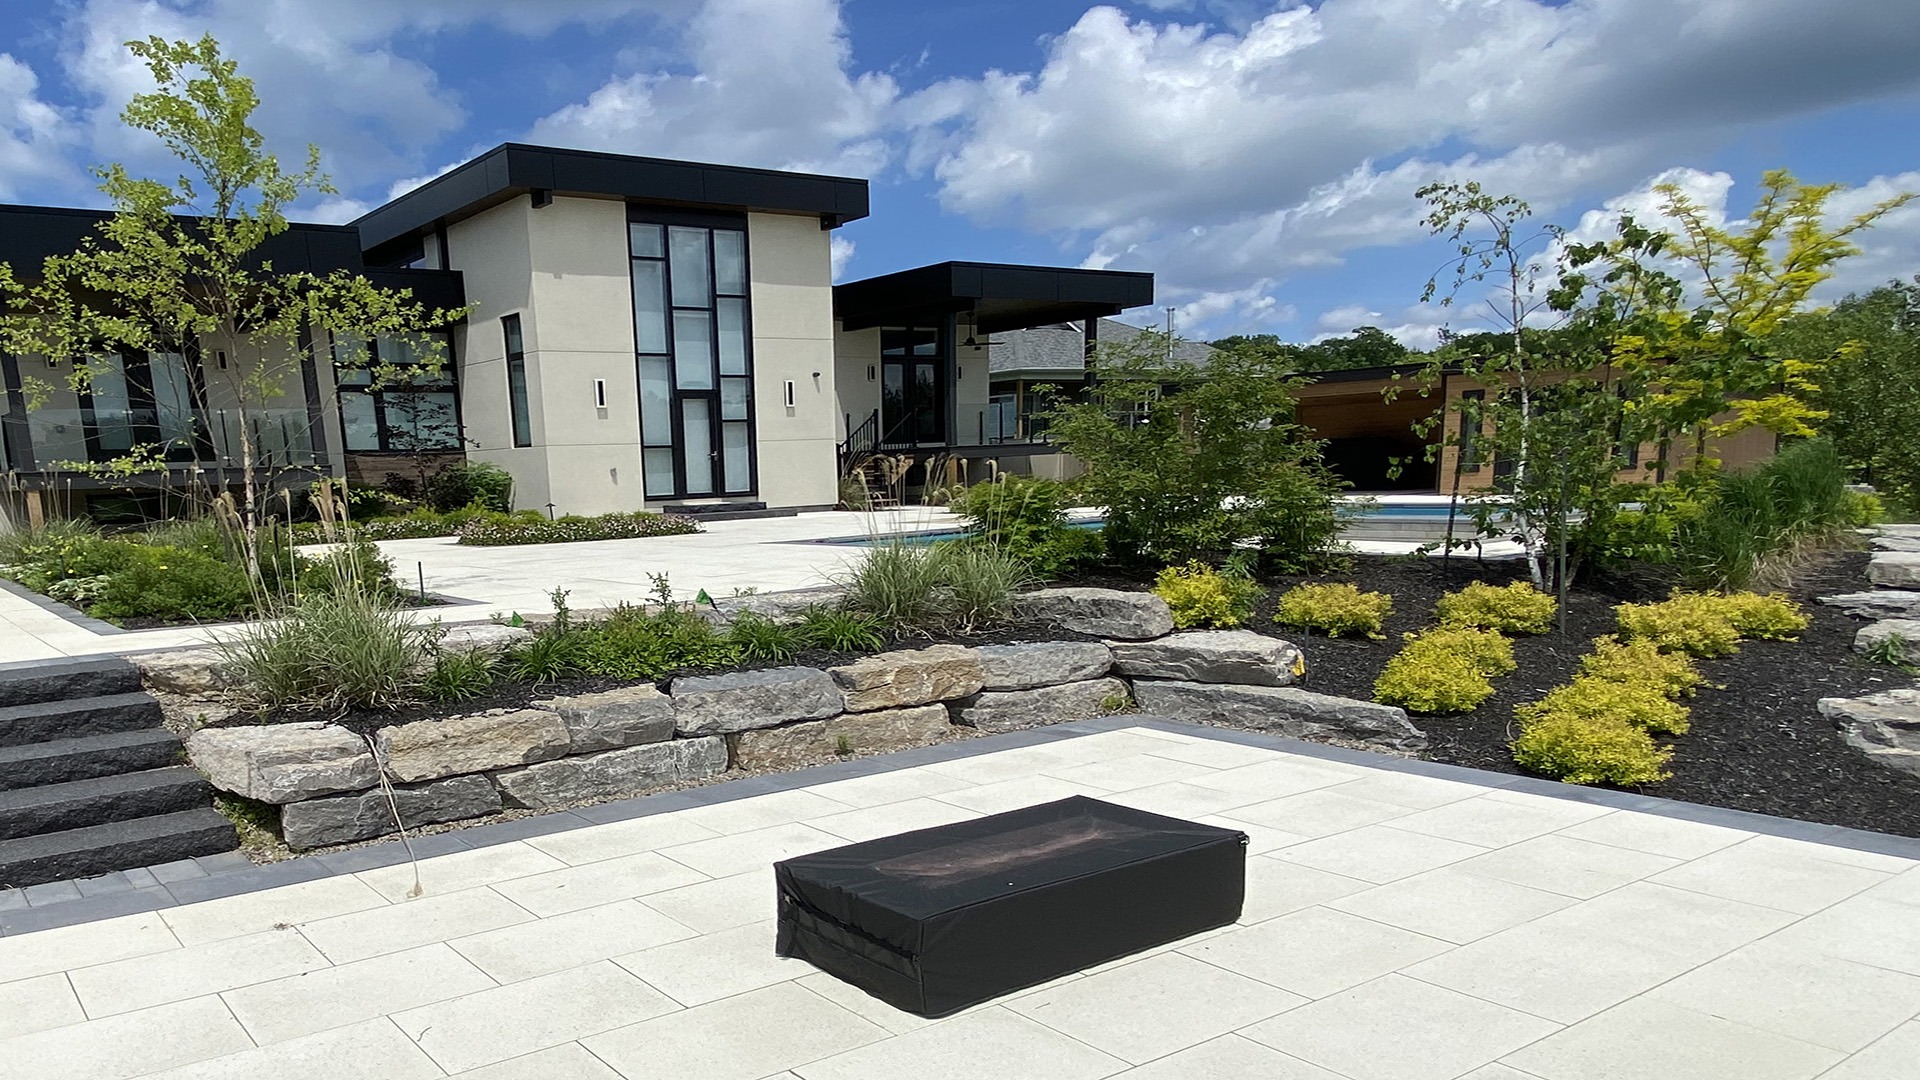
[830,262,1152,501]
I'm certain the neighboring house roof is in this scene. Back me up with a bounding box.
[354,143,871,262]
[987,317,1219,379]
[833,262,1154,335]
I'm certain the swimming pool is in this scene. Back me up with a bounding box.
[822,520,1105,548]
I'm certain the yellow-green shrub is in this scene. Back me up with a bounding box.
[1371,627,1513,713]
[1516,674,1691,735]
[1511,714,1672,786]
[1274,582,1393,639]
[1415,626,1517,677]
[1435,581,1558,635]
[1615,593,1743,657]
[1152,561,1263,629]
[1578,636,1705,699]
[1716,592,1809,640]
[1374,650,1494,714]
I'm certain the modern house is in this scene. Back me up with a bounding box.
[0,143,1159,524]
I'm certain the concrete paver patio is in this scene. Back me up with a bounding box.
[2,720,1917,1079]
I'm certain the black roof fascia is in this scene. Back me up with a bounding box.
[1300,361,1447,385]
[834,261,1155,333]
[353,143,872,260]
[0,204,465,312]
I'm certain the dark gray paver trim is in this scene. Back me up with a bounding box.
[5,716,1918,937]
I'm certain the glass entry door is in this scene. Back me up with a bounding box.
[880,327,945,447]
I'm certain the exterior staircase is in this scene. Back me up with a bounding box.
[0,658,237,890]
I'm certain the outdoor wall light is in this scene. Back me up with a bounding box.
[867,365,876,381]
[593,378,607,409]
[784,380,797,408]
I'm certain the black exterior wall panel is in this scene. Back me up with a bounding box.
[775,796,1246,1017]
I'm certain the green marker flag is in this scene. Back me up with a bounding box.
[695,588,715,608]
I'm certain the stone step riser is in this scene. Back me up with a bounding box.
[0,693,164,749]
[0,808,238,890]
[0,767,214,842]
[0,658,143,708]
[0,729,184,792]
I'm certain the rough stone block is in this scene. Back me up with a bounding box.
[1110,630,1304,686]
[374,709,569,783]
[1820,591,1920,620]
[1855,619,1920,665]
[670,666,843,736]
[1871,535,1920,553]
[535,684,675,753]
[828,645,985,712]
[1819,689,1920,778]
[127,649,234,696]
[731,704,953,769]
[1868,552,1920,588]
[1131,680,1426,750]
[280,774,501,850]
[1015,588,1174,640]
[974,641,1113,691]
[948,677,1131,734]
[490,737,728,809]
[187,722,378,803]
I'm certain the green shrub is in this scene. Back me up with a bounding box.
[728,613,806,662]
[1372,626,1515,714]
[0,525,134,597]
[422,648,495,702]
[796,607,886,652]
[938,544,1035,628]
[575,605,739,681]
[501,632,587,684]
[87,547,255,624]
[298,537,401,601]
[454,510,700,546]
[1578,636,1705,699]
[1374,650,1494,714]
[1715,592,1809,640]
[1273,582,1392,639]
[1517,675,1691,736]
[950,476,1103,578]
[1511,714,1671,786]
[216,589,431,711]
[426,461,515,513]
[1153,561,1263,629]
[1434,581,1557,634]
[1615,593,1744,657]
[836,540,950,628]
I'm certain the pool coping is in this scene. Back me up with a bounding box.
[5,715,1918,937]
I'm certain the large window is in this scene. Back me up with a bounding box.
[632,214,754,498]
[334,332,461,453]
[503,315,531,448]
[80,350,209,463]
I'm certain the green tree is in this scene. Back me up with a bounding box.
[0,35,466,577]
[1779,278,1920,511]
[1043,328,1342,571]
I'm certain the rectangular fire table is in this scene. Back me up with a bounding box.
[774,795,1248,1017]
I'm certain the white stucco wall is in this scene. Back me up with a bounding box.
[445,196,546,511]
[832,325,881,442]
[746,211,839,509]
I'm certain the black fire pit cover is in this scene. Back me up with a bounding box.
[775,795,1247,1017]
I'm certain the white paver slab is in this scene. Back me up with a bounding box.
[792,1005,1128,1080]
[221,941,496,1045]
[0,972,85,1041]
[449,898,698,983]
[1503,996,1842,1080]
[66,926,329,1017]
[1180,906,1451,998]
[1007,951,1305,1064]
[391,959,678,1074]
[0,995,254,1080]
[139,1016,443,1080]
[585,981,888,1080]
[297,885,534,964]
[1108,1034,1346,1079]
[160,874,390,944]
[1242,974,1561,1080]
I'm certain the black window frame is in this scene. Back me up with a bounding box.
[503,314,531,449]
[630,207,757,500]
[333,331,463,454]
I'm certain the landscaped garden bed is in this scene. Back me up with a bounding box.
[1067,547,1920,839]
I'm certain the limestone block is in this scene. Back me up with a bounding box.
[188,722,378,803]
[535,684,675,753]
[948,677,1131,734]
[1015,588,1174,640]
[490,738,728,809]
[280,774,501,850]
[373,709,569,783]
[1110,630,1305,686]
[670,666,843,736]
[828,645,985,712]
[731,704,953,769]
[974,641,1113,691]
[1131,680,1426,750]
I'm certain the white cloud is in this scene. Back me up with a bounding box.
[530,0,897,175]
[830,234,856,281]
[0,54,77,201]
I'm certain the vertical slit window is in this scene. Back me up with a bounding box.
[1459,389,1484,474]
[504,314,531,448]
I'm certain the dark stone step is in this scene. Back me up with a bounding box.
[0,729,184,792]
[0,657,142,708]
[0,693,163,749]
[0,766,213,841]
[0,808,238,890]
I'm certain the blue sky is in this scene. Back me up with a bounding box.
[3,0,1918,345]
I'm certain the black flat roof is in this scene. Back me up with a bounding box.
[353,143,871,259]
[834,261,1154,334]
[0,205,465,311]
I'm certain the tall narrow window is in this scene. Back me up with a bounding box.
[504,314,531,448]
[1459,389,1485,474]
[631,213,754,498]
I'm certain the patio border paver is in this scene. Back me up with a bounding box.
[6,714,1920,937]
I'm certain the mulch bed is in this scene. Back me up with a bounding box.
[1077,548,1920,840]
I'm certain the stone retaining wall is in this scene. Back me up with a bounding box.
[175,589,1426,851]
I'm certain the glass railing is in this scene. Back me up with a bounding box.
[21,408,321,470]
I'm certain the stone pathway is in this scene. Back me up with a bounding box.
[1,718,1916,1080]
